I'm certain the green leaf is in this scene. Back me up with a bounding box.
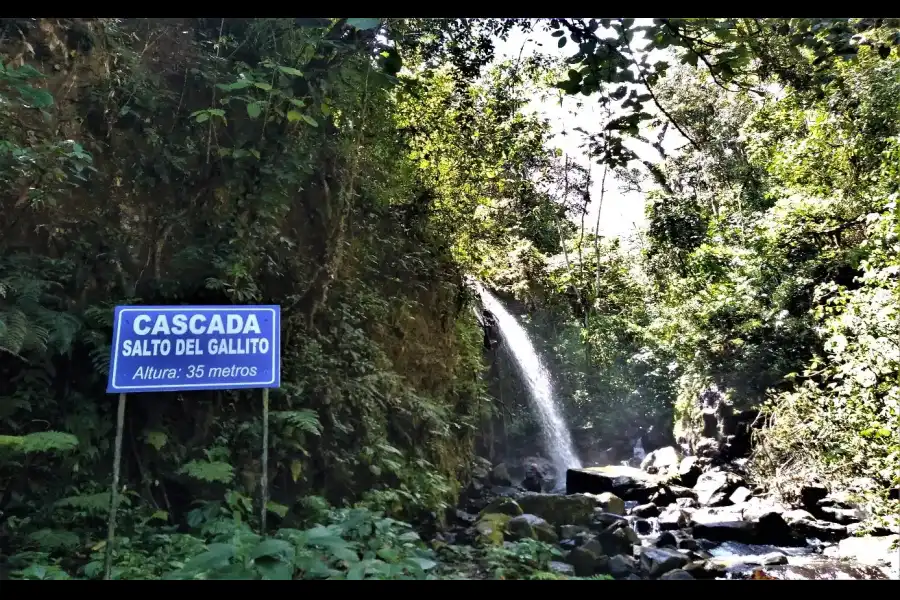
[277,66,304,77]
[253,82,273,91]
[286,110,302,123]
[408,556,437,571]
[266,501,288,518]
[251,538,295,562]
[178,543,235,575]
[195,112,209,123]
[347,18,381,30]
[301,114,318,127]
[146,430,167,451]
[246,102,262,119]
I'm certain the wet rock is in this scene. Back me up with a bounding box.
[655,531,677,548]
[691,520,758,544]
[728,559,889,580]
[835,534,899,579]
[471,456,492,481]
[675,496,698,509]
[566,465,660,502]
[608,554,638,578]
[819,505,866,525]
[683,559,726,579]
[675,456,703,487]
[566,543,609,577]
[639,546,690,577]
[658,506,689,530]
[632,502,660,518]
[640,446,680,476]
[729,486,752,504]
[659,568,695,580]
[522,465,543,493]
[478,497,523,518]
[474,513,511,546]
[522,456,557,492]
[549,561,575,577]
[709,551,788,569]
[517,493,594,526]
[784,510,848,542]
[507,514,558,544]
[633,519,653,535]
[695,437,721,459]
[490,463,512,486]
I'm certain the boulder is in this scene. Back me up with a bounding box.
[559,524,590,539]
[783,510,848,542]
[729,486,752,505]
[633,519,653,535]
[658,506,690,530]
[594,492,625,515]
[566,465,660,502]
[471,456,492,481]
[566,543,609,577]
[728,559,889,580]
[474,513,510,546]
[659,569,695,580]
[639,546,690,577]
[490,463,513,487]
[590,511,628,530]
[506,514,558,544]
[608,554,638,578]
[595,524,639,556]
[640,446,680,475]
[517,493,595,526]
[632,502,660,518]
[675,456,703,487]
[477,497,523,518]
[834,534,899,579]
[693,469,743,506]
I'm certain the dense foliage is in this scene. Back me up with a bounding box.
[1,17,899,579]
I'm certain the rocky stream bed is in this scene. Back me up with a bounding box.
[433,449,899,580]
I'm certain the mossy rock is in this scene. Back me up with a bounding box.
[477,497,523,518]
[507,514,559,544]
[595,492,625,516]
[475,513,511,546]
[517,493,595,526]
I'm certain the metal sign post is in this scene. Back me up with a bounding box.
[104,305,281,579]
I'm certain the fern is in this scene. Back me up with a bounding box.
[179,459,235,484]
[27,529,81,551]
[0,431,79,454]
[270,410,322,435]
[54,492,130,516]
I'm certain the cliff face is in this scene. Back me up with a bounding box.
[0,18,487,527]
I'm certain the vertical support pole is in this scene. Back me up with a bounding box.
[104,393,127,580]
[260,387,270,537]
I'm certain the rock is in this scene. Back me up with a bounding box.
[559,524,590,539]
[517,493,595,526]
[451,509,477,525]
[506,514,559,544]
[799,482,829,510]
[521,456,557,492]
[709,551,788,569]
[690,507,796,546]
[474,513,511,546]
[632,502,660,518]
[819,505,866,525]
[675,456,703,487]
[477,497,523,518]
[639,546,690,578]
[471,456,492,481]
[491,463,512,486]
[787,516,848,542]
[608,554,638,578]
[655,531,677,547]
[489,486,522,498]
[566,544,609,577]
[836,534,899,579]
[548,561,575,577]
[701,408,719,438]
[658,506,689,530]
[566,465,660,502]
[729,486,752,504]
[691,520,758,544]
[591,511,628,530]
[659,569,695,580]
[728,559,889,580]
[675,496,698,509]
[693,469,742,506]
[640,446,680,475]
[595,492,625,515]
[522,466,543,493]
[683,559,726,579]
[595,525,639,556]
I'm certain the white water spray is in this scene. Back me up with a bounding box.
[478,286,582,480]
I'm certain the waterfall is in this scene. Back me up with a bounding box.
[478,286,582,482]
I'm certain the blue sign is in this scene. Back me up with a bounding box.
[107,305,280,393]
